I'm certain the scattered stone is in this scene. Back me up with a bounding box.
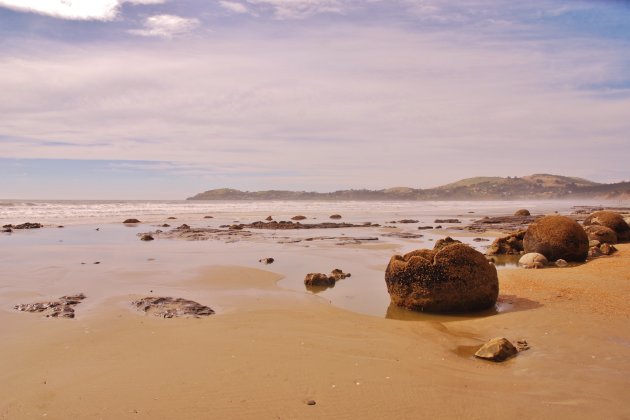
[555,259,568,267]
[330,268,351,280]
[434,225,442,229]
[14,293,86,318]
[473,238,490,242]
[417,226,433,230]
[516,340,530,351]
[304,273,336,288]
[2,227,11,233]
[259,257,275,264]
[474,338,518,362]
[381,232,424,239]
[583,211,630,242]
[123,219,141,224]
[177,224,191,230]
[397,219,419,224]
[385,242,498,313]
[57,225,64,228]
[434,219,461,223]
[3,222,43,229]
[204,216,214,219]
[329,214,342,219]
[584,225,618,244]
[132,297,215,318]
[523,215,589,262]
[292,215,307,220]
[140,234,155,241]
[306,400,316,406]
[161,224,171,228]
[94,262,101,264]
[518,252,548,269]
[265,216,273,221]
[514,209,531,217]
[233,221,373,230]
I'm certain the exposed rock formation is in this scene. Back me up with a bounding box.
[486,230,526,255]
[3,222,43,229]
[132,297,214,318]
[385,242,498,313]
[14,293,86,318]
[523,215,589,262]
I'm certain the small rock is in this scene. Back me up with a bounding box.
[516,340,530,351]
[397,219,419,224]
[514,209,531,216]
[474,337,518,362]
[417,226,433,230]
[265,216,273,221]
[600,243,617,255]
[434,219,461,223]
[204,216,214,219]
[518,252,548,269]
[330,214,342,219]
[167,217,177,220]
[306,400,316,406]
[161,224,170,228]
[304,273,335,287]
[123,219,141,224]
[473,238,489,242]
[259,257,275,264]
[140,234,154,241]
[555,259,568,267]
[292,215,307,221]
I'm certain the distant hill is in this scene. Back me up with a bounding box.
[187,174,630,201]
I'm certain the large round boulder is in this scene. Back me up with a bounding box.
[523,215,588,262]
[584,225,617,244]
[514,209,530,217]
[583,211,630,242]
[385,243,498,313]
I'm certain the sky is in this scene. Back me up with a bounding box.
[1,0,629,199]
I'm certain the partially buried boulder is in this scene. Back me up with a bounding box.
[474,337,518,362]
[123,218,141,224]
[584,225,617,244]
[523,215,588,262]
[518,252,548,269]
[329,214,342,219]
[385,242,498,313]
[304,273,335,288]
[486,230,526,255]
[514,209,531,217]
[583,211,630,242]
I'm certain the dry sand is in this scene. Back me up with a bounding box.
[1,247,629,419]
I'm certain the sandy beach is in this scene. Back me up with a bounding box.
[1,203,629,420]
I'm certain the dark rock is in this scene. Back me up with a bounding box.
[132,297,214,318]
[397,219,419,224]
[382,232,424,239]
[473,238,490,242]
[433,236,462,251]
[583,211,630,242]
[467,215,540,233]
[329,214,342,219]
[161,224,171,228]
[584,225,617,244]
[514,209,531,216]
[434,219,461,223]
[2,227,12,233]
[3,222,43,229]
[330,268,351,280]
[523,215,588,262]
[140,234,154,241]
[385,243,498,313]
[486,230,526,255]
[292,215,307,220]
[204,215,214,219]
[14,293,86,319]
[474,338,518,362]
[265,216,273,221]
[177,224,191,230]
[434,225,442,229]
[306,400,316,406]
[304,273,335,288]
[123,219,141,224]
[417,226,433,230]
[236,221,370,230]
[259,257,275,264]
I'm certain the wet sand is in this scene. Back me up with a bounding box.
[1,231,629,419]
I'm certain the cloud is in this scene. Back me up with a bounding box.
[219,1,249,14]
[245,0,347,19]
[0,0,165,21]
[129,14,200,38]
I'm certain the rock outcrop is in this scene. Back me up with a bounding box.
[486,230,526,255]
[523,215,589,262]
[583,211,630,242]
[132,297,214,318]
[385,242,498,313]
[14,293,86,318]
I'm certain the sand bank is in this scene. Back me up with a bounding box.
[1,244,629,419]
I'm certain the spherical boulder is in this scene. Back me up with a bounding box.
[514,209,531,217]
[385,243,498,313]
[584,225,617,244]
[523,215,588,262]
[583,211,630,242]
[518,252,548,269]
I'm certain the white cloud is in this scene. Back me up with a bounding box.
[129,14,200,38]
[0,0,165,21]
[245,0,346,19]
[219,1,249,14]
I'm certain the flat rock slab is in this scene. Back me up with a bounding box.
[132,297,215,318]
[14,293,86,318]
[230,221,377,230]
[467,215,541,233]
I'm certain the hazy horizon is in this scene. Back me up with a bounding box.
[1,1,630,199]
